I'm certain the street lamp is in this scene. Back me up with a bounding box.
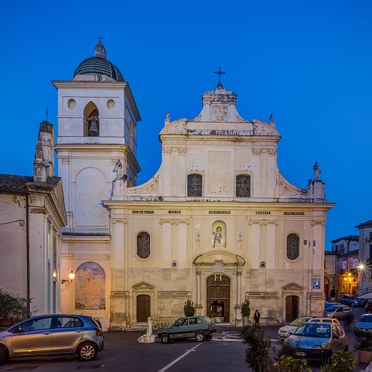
[356,262,371,296]
[357,263,371,276]
[61,270,75,284]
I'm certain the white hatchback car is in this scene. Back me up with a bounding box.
[278,316,314,341]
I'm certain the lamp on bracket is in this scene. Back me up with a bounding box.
[61,270,75,284]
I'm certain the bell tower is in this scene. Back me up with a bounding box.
[53,40,141,235]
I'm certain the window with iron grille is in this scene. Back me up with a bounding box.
[137,232,150,259]
[236,175,251,197]
[187,174,202,197]
[287,233,300,260]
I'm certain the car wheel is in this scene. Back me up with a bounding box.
[77,342,98,361]
[0,347,7,365]
[161,334,170,344]
[195,332,205,342]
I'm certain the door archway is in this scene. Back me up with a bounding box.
[285,295,299,322]
[207,274,230,323]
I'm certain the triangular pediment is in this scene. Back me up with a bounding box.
[282,282,304,291]
[133,281,154,290]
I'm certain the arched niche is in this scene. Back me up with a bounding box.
[75,261,106,310]
[83,102,100,136]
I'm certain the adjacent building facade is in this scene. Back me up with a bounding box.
[357,220,372,295]
[56,41,334,329]
[0,122,66,317]
[324,236,359,299]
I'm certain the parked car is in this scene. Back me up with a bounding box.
[365,299,372,313]
[157,316,216,344]
[282,321,348,365]
[354,313,372,336]
[337,294,364,307]
[324,305,353,319]
[278,316,314,341]
[325,301,341,311]
[0,314,104,365]
[307,317,341,326]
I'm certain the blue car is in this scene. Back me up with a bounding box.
[337,294,364,307]
[355,314,372,336]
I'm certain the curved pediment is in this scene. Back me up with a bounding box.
[193,250,245,267]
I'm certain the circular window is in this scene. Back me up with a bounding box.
[67,99,76,110]
[107,99,115,110]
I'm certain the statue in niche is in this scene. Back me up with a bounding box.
[212,223,226,247]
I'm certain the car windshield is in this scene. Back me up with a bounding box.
[294,324,331,338]
[361,315,372,322]
[291,317,310,326]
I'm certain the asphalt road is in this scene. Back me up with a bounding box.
[0,307,370,372]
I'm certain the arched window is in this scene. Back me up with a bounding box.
[137,232,150,259]
[236,175,251,197]
[287,234,300,260]
[187,174,202,197]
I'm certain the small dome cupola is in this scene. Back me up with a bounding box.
[73,39,124,82]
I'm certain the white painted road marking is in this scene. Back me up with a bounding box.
[158,343,202,372]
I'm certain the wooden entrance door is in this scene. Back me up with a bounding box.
[285,295,299,322]
[207,274,230,322]
[137,294,150,322]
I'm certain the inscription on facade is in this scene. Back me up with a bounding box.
[132,210,155,214]
[256,211,271,215]
[188,129,253,136]
[284,212,304,215]
[168,210,181,214]
[209,211,231,214]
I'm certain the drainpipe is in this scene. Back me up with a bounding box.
[26,195,30,317]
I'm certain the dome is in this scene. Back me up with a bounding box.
[73,40,124,82]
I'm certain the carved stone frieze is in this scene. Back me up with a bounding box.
[160,119,187,135]
[252,120,278,136]
[128,174,159,195]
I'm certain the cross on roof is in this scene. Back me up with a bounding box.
[214,66,226,84]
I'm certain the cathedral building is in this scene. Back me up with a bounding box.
[55,41,334,330]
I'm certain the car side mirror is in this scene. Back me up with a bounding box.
[14,326,24,333]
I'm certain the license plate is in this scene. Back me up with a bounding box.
[295,351,306,357]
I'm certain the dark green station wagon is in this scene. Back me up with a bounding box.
[157,316,216,344]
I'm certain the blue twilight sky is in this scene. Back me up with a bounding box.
[1,0,371,249]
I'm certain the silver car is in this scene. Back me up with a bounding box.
[324,305,353,320]
[0,314,104,365]
[282,322,348,365]
[278,316,314,341]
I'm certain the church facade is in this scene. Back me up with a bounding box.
[56,41,333,330]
